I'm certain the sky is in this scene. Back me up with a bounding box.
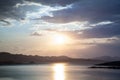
[0,0,120,58]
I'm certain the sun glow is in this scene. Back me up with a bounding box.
[52,33,69,45]
[53,63,65,80]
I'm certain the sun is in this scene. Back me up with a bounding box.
[52,33,68,45]
[54,35,66,44]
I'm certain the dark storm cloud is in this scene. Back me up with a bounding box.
[0,0,33,26]
[0,0,79,25]
[1,0,120,24]
[42,0,120,23]
[0,0,23,20]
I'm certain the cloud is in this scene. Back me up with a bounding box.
[63,37,120,58]
[1,0,120,26]
[0,0,73,26]
[0,18,16,27]
[69,42,120,58]
[30,20,89,32]
[41,0,120,23]
[0,0,23,20]
[0,19,11,25]
[26,0,79,6]
[90,41,120,57]
[26,4,72,19]
[80,22,120,38]
[30,21,120,39]
[14,0,42,8]
[1,0,120,57]
[38,21,120,39]
[31,32,42,36]
[90,21,114,27]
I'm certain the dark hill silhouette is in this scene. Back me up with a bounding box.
[94,56,120,61]
[0,52,104,65]
[90,61,120,69]
[97,61,120,66]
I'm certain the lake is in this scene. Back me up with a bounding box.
[0,63,120,80]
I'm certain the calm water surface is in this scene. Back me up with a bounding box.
[0,63,120,80]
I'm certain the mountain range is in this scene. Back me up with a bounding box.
[0,52,104,65]
[94,56,120,61]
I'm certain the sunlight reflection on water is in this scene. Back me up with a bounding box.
[0,64,120,80]
[53,63,65,80]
